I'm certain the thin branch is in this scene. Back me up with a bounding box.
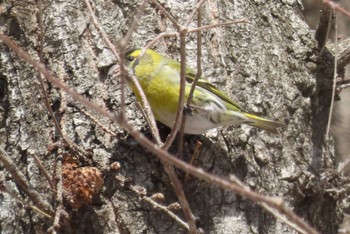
[162,29,188,150]
[324,0,350,18]
[163,164,196,232]
[49,157,67,234]
[0,183,53,219]
[127,72,161,144]
[143,32,179,54]
[149,0,180,30]
[120,4,197,229]
[178,1,204,159]
[186,2,203,119]
[134,100,161,140]
[184,140,202,182]
[77,105,117,137]
[184,0,207,27]
[28,149,55,190]
[326,9,337,138]
[118,0,147,126]
[116,172,189,230]
[99,0,161,144]
[0,146,53,215]
[83,0,120,62]
[187,19,248,33]
[143,194,189,230]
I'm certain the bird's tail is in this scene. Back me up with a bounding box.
[244,113,285,133]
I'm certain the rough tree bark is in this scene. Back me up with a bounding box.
[0,0,346,233]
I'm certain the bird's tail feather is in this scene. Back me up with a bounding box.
[244,113,285,133]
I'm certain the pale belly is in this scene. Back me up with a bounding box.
[154,108,219,134]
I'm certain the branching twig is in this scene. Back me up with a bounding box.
[142,194,189,230]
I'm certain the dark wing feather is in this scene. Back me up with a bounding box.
[185,70,245,112]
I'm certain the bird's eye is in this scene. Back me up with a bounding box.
[126,56,134,62]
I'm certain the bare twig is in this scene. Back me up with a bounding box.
[0,146,53,215]
[49,157,67,234]
[324,0,350,18]
[116,172,189,230]
[57,70,89,159]
[143,194,189,230]
[162,29,187,150]
[83,0,120,62]
[77,105,117,137]
[184,0,207,27]
[0,183,53,219]
[149,0,180,30]
[88,1,194,229]
[163,164,196,232]
[129,180,190,231]
[184,140,202,182]
[186,2,203,124]
[188,19,248,33]
[326,9,337,138]
[28,149,55,190]
[178,2,205,160]
[153,27,198,231]
[142,32,179,55]
[118,0,148,128]
[127,72,161,144]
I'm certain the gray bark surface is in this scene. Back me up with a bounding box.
[0,0,345,233]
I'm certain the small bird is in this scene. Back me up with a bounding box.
[125,49,285,135]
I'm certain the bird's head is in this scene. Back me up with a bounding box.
[125,49,161,70]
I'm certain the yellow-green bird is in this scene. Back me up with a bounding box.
[125,49,285,135]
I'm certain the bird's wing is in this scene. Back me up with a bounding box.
[165,57,245,112]
[185,70,246,112]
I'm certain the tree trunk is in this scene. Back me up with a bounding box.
[0,0,345,233]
